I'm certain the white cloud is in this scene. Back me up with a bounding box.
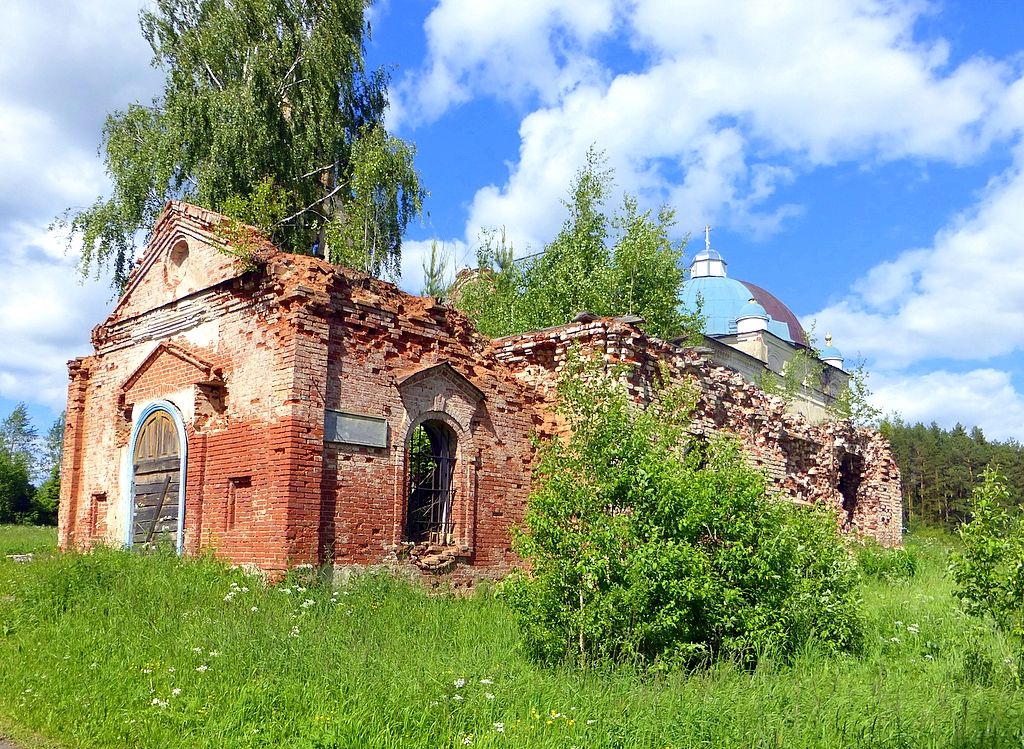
[0,225,114,409]
[392,0,617,127]
[397,0,1020,256]
[810,144,1024,369]
[0,1,155,407]
[872,368,1024,442]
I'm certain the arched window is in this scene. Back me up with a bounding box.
[130,406,185,550]
[406,420,457,545]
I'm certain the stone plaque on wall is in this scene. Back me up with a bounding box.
[324,410,389,448]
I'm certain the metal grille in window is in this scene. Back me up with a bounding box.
[406,422,456,544]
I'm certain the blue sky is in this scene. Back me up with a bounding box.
[2,0,1024,442]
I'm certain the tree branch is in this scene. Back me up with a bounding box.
[274,183,346,227]
[204,61,224,91]
[300,162,338,180]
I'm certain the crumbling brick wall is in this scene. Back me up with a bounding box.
[60,202,902,582]
[493,317,902,547]
[317,269,537,574]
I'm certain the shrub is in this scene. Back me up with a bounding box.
[855,541,918,581]
[950,468,1024,639]
[503,354,863,668]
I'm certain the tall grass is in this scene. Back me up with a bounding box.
[0,529,1022,748]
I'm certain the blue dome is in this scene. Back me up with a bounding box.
[677,249,806,344]
[679,275,755,335]
[820,335,843,362]
[736,298,768,319]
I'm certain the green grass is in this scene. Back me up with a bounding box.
[0,525,57,556]
[0,530,1022,748]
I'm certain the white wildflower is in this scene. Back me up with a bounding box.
[485,692,495,700]
[196,664,209,673]
[251,606,259,612]
[907,624,919,635]
[172,688,182,697]
[479,678,493,685]
[890,637,900,644]
[142,668,152,674]
[241,586,249,593]
[224,592,236,602]
[301,598,315,608]
[462,736,473,746]
[454,678,467,688]
[192,647,203,654]
[290,626,300,637]
[167,667,175,674]
[493,722,505,733]
[452,694,464,702]
[151,698,169,709]
[208,651,220,658]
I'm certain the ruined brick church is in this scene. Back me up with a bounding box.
[58,202,902,577]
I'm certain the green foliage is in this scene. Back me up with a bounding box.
[829,359,882,426]
[854,541,918,581]
[882,417,1024,530]
[950,468,1024,640]
[759,347,825,407]
[421,239,452,298]
[0,403,38,475]
[0,408,63,526]
[325,124,425,277]
[41,412,65,480]
[30,466,61,527]
[454,148,700,341]
[503,353,862,668]
[57,0,424,289]
[0,525,56,556]
[408,424,437,480]
[0,450,34,524]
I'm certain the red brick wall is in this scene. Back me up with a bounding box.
[317,271,536,572]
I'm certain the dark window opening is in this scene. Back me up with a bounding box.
[838,452,864,525]
[90,493,107,535]
[227,476,251,531]
[406,421,456,545]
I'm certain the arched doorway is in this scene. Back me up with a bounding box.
[130,405,186,551]
[406,420,457,545]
